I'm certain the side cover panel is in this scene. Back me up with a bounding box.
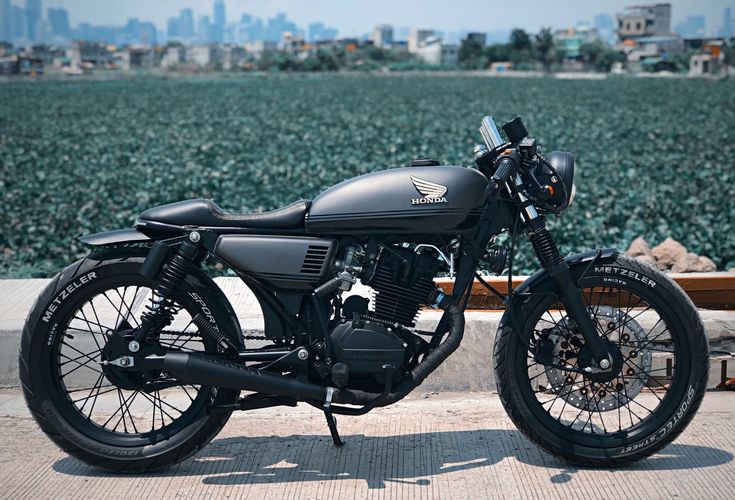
[214,235,337,290]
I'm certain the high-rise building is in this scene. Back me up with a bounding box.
[266,13,299,42]
[198,15,211,43]
[0,0,12,43]
[212,0,225,42]
[594,14,615,42]
[139,21,156,46]
[179,9,195,40]
[11,5,28,42]
[47,7,71,40]
[308,22,336,42]
[371,24,393,48]
[167,17,180,39]
[675,16,705,38]
[25,0,41,41]
[721,7,733,38]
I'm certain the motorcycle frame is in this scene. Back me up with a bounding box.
[80,171,619,416]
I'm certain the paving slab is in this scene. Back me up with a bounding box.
[0,389,733,499]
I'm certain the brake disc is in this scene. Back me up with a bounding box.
[543,305,652,412]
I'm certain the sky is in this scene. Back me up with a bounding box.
[36,0,735,37]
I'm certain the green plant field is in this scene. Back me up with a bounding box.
[1,74,734,277]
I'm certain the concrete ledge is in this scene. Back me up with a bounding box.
[1,278,733,389]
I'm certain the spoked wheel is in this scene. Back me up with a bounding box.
[56,281,214,441]
[494,255,709,465]
[20,250,241,471]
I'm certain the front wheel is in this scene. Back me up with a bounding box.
[20,249,242,472]
[494,255,709,465]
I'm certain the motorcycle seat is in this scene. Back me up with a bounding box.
[138,199,311,229]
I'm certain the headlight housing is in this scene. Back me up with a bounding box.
[540,151,575,211]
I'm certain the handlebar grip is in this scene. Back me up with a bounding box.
[492,156,516,184]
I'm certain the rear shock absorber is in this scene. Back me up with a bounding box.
[137,239,200,339]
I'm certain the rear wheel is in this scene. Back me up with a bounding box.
[494,255,709,465]
[20,250,241,472]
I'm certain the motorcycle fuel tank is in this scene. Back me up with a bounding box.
[306,166,488,234]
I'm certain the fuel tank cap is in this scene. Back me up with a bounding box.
[410,157,441,167]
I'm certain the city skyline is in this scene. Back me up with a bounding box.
[4,0,734,40]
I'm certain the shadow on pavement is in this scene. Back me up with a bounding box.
[52,429,733,489]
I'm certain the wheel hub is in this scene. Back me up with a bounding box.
[101,331,163,390]
[543,306,652,412]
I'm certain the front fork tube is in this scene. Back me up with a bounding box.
[545,260,611,367]
[512,175,611,368]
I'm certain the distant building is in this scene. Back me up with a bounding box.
[118,46,154,71]
[414,36,457,66]
[616,3,671,40]
[554,26,599,60]
[47,8,71,41]
[178,9,195,40]
[266,13,300,43]
[408,29,434,53]
[720,7,733,38]
[280,31,306,55]
[212,0,225,43]
[689,40,725,76]
[187,44,221,67]
[308,22,337,42]
[675,16,705,38]
[161,45,185,68]
[25,0,41,41]
[0,0,11,43]
[594,14,615,43]
[166,18,180,39]
[389,40,408,54]
[198,16,211,43]
[0,53,43,74]
[371,25,393,48]
[466,32,487,46]
[243,40,277,60]
[222,45,247,70]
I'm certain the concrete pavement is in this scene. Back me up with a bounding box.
[0,389,733,499]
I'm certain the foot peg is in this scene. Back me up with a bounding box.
[324,411,344,447]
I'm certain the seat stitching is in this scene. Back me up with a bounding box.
[206,199,310,223]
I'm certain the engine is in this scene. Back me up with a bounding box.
[328,244,441,391]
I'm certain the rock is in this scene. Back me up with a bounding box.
[651,237,687,270]
[671,252,700,273]
[625,237,653,259]
[694,256,716,272]
[671,253,717,273]
[635,255,656,267]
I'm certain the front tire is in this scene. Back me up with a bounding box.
[494,255,709,465]
[20,249,242,472]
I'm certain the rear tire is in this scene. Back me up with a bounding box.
[20,249,242,472]
[494,255,709,465]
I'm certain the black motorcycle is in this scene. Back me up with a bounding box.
[21,116,708,471]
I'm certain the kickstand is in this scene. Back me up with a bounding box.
[324,411,344,447]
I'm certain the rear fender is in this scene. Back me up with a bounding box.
[77,228,153,246]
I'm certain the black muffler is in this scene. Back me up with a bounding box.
[162,352,327,402]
